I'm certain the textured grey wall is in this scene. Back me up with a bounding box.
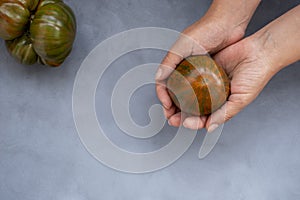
[0,0,300,199]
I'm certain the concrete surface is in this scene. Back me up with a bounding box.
[1,0,300,199]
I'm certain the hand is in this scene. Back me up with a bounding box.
[157,34,275,132]
[155,10,248,130]
[205,5,300,131]
[204,37,276,132]
[156,3,300,132]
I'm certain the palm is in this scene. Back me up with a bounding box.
[202,39,274,129]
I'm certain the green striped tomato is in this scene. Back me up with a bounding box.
[0,0,31,40]
[5,33,38,64]
[30,1,76,66]
[0,0,76,67]
[167,55,230,116]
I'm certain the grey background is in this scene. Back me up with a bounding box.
[1,0,300,199]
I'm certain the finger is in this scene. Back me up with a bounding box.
[156,52,183,81]
[156,33,203,81]
[163,106,177,119]
[200,115,208,128]
[200,115,208,122]
[206,95,245,132]
[168,112,187,127]
[156,82,172,109]
[183,116,206,130]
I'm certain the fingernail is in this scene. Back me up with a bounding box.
[183,118,202,129]
[208,124,219,133]
[162,99,171,109]
[155,68,162,80]
[183,119,191,128]
[168,120,172,126]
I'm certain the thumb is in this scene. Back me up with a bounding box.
[206,96,246,132]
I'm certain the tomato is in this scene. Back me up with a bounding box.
[167,55,230,115]
[0,0,76,67]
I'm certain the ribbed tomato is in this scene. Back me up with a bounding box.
[0,0,31,40]
[30,1,76,66]
[6,33,38,64]
[167,55,230,116]
[0,0,76,67]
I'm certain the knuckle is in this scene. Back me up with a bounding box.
[224,113,233,121]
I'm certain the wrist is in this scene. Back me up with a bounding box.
[209,0,261,34]
[195,0,261,52]
[185,16,245,54]
[251,30,281,74]
[246,5,300,74]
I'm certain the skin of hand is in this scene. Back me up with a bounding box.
[206,5,300,131]
[156,3,300,132]
[156,0,262,130]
